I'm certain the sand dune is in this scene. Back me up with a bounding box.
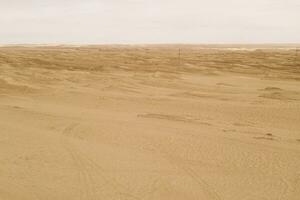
[0,45,300,200]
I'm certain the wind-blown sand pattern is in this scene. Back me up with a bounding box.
[0,45,300,200]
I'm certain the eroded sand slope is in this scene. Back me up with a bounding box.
[0,45,300,200]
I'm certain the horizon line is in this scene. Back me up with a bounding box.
[1,42,300,47]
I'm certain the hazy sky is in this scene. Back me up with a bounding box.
[0,0,299,44]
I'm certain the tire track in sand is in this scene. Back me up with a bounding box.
[144,141,222,200]
[61,123,99,200]
[163,152,222,200]
[61,123,141,200]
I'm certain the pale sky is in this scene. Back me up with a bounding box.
[0,0,299,44]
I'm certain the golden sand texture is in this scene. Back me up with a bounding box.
[0,45,300,200]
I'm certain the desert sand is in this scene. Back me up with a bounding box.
[0,45,300,200]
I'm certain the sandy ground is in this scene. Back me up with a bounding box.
[0,45,300,200]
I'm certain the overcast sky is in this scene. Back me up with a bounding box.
[0,0,299,44]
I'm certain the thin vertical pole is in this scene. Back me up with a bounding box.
[178,48,181,72]
[294,48,299,70]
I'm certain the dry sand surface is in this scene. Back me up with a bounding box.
[0,45,300,200]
